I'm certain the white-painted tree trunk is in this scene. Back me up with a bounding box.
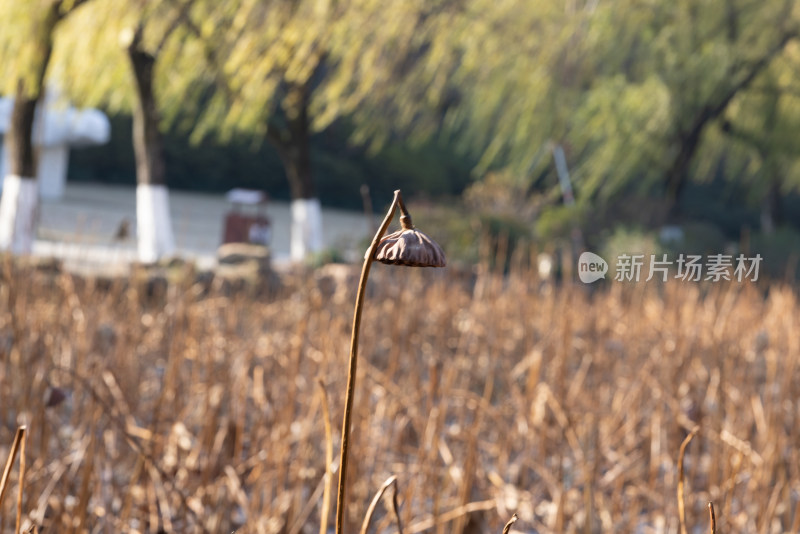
[0,175,38,254]
[136,183,175,263]
[290,197,322,262]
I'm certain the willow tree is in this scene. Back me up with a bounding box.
[430,0,800,216]
[644,0,798,211]
[0,0,91,254]
[415,2,597,179]
[51,0,193,262]
[714,52,800,232]
[174,0,446,261]
[570,0,800,215]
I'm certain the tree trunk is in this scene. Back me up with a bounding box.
[663,126,702,219]
[6,86,39,179]
[270,83,322,261]
[0,2,61,253]
[280,143,322,262]
[127,29,175,263]
[278,115,315,201]
[761,175,783,234]
[663,29,795,220]
[129,42,166,187]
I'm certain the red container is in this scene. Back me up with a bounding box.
[221,189,271,245]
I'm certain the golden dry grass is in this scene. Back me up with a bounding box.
[0,256,798,533]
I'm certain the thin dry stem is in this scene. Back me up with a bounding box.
[708,501,716,534]
[407,499,497,533]
[501,513,518,534]
[359,475,400,534]
[336,190,402,534]
[15,425,27,534]
[389,474,403,534]
[678,426,700,534]
[318,379,334,534]
[0,425,26,513]
[288,475,327,534]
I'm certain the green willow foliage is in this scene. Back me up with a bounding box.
[2,0,800,215]
[433,0,800,213]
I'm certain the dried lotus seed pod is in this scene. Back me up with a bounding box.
[372,227,446,267]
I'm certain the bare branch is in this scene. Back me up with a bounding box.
[155,0,196,56]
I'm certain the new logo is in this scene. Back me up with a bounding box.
[578,252,608,283]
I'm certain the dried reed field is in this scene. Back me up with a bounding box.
[0,257,798,533]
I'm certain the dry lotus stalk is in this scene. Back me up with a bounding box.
[336,190,444,534]
[372,215,446,267]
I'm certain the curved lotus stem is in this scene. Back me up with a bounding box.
[335,190,445,534]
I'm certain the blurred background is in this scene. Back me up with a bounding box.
[0,0,799,275]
